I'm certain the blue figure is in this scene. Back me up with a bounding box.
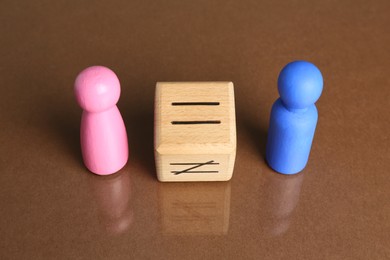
[266,61,323,174]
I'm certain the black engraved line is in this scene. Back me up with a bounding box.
[171,102,220,106]
[171,120,221,125]
[170,162,219,165]
[171,171,219,174]
[171,160,217,175]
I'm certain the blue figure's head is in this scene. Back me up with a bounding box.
[278,61,323,109]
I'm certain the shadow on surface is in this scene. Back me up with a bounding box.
[240,115,268,161]
[46,103,84,167]
[125,110,157,179]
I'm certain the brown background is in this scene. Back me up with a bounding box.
[1,0,389,259]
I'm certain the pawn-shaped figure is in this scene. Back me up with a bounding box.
[74,66,128,175]
[266,61,323,174]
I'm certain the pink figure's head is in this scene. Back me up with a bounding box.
[74,66,121,112]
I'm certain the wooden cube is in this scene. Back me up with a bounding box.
[154,82,236,182]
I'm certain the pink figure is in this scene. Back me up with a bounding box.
[74,66,128,175]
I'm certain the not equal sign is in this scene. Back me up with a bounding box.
[170,160,219,175]
[171,102,221,125]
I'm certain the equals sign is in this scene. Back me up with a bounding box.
[171,102,221,125]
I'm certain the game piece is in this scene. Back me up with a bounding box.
[266,61,323,174]
[74,66,128,175]
[154,82,236,182]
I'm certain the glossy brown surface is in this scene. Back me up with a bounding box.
[1,0,389,259]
